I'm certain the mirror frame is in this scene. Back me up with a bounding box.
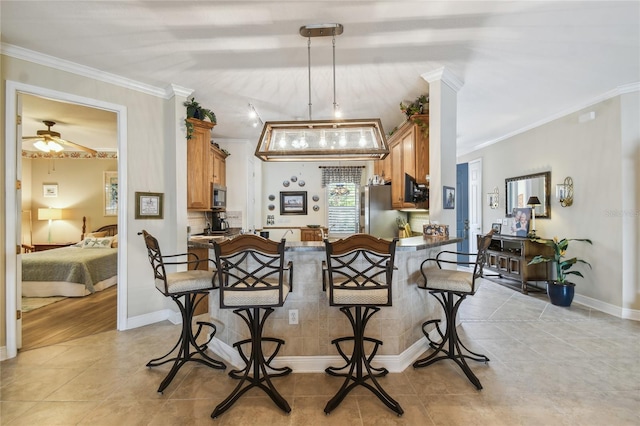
[505,171,551,219]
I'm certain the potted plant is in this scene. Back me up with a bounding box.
[528,237,592,306]
[184,97,216,140]
[399,94,429,118]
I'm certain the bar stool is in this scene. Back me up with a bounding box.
[323,234,403,416]
[139,230,226,394]
[413,231,494,389]
[210,234,293,418]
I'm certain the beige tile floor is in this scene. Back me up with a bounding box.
[2,279,639,425]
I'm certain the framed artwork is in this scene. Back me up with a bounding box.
[43,184,58,198]
[280,191,307,215]
[104,171,118,216]
[491,223,502,234]
[443,186,455,209]
[135,192,164,219]
[508,207,531,237]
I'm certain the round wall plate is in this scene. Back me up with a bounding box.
[268,194,275,201]
[268,204,275,211]
[290,176,297,182]
[313,205,320,211]
[283,180,290,187]
[312,195,319,202]
[298,180,305,187]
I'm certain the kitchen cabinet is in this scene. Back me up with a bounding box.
[373,150,391,183]
[388,114,429,209]
[186,118,227,210]
[484,234,553,294]
[300,227,327,241]
[188,247,210,315]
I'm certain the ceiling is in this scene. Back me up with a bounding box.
[4,1,639,155]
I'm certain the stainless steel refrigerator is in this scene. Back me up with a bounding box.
[360,185,407,239]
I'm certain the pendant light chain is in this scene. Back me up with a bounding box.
[307,36,312,121]
[332,31,338,117]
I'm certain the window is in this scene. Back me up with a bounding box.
[327,182,360,234]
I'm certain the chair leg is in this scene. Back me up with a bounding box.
[146,292,226,393]
[324,306,404,416]
[413,291,489,390]
[212,307,292,418]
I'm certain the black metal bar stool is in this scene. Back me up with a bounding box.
[139,230,226,394]
[322,234,403,416]
[413,231,494,389]
[210,234,293,418]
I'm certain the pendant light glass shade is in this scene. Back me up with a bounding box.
[255,119,389,162]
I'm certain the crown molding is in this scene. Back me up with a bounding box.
[421,67,464,92]
[1,43,181,99]
[458,82,640,157]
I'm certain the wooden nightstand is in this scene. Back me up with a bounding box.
[33,242,77,252]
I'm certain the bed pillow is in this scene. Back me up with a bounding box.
[111,234,118,248]
[85,231,108,238]
[81,237,114,249]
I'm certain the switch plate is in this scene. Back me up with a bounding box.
[288,309,298,325]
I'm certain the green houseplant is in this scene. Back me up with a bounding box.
[184,97,216,140]
[528,237,592,306]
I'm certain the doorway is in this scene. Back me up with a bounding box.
[5,81,128,359]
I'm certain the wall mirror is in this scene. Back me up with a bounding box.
[505,171,551,218]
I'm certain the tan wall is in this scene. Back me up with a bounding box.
[458,94,640,312]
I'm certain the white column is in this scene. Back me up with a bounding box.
[421,67,463,237]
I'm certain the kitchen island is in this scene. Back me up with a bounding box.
[191,235,462,372]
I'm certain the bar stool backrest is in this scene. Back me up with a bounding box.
[213,234,290,309]
[141,230,170,295]
[324,234,398,307]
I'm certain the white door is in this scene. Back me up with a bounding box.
[16,97,24,349]
[468,158,482,253]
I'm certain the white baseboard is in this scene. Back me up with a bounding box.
[125,308,175,330]
[574,294,640,321]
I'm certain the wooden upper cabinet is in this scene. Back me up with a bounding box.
[186,118,227,210]
[373,151,391,183]
[387,114,429,209]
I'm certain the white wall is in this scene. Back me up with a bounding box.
[458,93,640,314]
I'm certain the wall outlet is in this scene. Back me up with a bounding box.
[288,309,298,325]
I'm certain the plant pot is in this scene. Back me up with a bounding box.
[546,281,575,306]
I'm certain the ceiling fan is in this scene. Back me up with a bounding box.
[22,120,97,155]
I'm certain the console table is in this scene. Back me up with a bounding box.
[484,234,553,293]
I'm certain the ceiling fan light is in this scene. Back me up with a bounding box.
[33,140,50,152]
[49,141,64,152]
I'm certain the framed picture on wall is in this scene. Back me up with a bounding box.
[280,191,307,215]
[135,192,164,219]
[43,184,58,198]
[443,186,455,209]
[104,171,118,216]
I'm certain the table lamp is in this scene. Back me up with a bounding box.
[38,208,63,243]
[526,196,541,237]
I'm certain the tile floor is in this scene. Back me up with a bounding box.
[1,279,639,425]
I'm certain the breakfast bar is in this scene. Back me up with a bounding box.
[192,235,462,372]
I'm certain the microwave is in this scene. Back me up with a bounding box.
[212,184,227,209]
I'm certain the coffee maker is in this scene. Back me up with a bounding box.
[211,211,229,232]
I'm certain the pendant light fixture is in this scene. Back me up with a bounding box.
[255,23,389,162]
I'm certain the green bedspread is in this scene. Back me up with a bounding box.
[22,246,117,293]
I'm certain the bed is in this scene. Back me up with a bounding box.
[21,218,118,297]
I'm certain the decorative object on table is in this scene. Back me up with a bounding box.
[290,176,297,182]
[491,223,502,233]
[43,183,58,198]
[298,180,305,187]
[307,224,321,228]
[443,186,455,209]
[509,207,531,237]
[135,191,164,219]
[280,191,307,215]
[487,186,499,209]
[423,224,449,239]
[268,194,275,201]
[312,195,320,202]
[183,97,216,140]
[282,180,290,187]
[556,176,574,207]
[313,205,319,211]
[528,237,592,306]
[38,207,63,243]
[526,196,541,237]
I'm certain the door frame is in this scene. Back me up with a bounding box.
[4,81,128,359]
[468,158,483,253]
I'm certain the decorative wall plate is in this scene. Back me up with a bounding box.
[268,194,275,201]
[290,176,298,182]
[313,205,320,211]
[268,204,275,211]
[283,180,290,187]
[298,180,305,187]
[312,195,319,202]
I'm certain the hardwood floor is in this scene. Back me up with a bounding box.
[20,285,117,351]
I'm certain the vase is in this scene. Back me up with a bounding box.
[546,281,575,306]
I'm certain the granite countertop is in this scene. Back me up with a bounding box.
[189,234,461,252]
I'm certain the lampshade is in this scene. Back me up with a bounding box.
[34,140,64,153]
[255,119,389,162]
[527,196,541,206]
[38,208,63,220]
